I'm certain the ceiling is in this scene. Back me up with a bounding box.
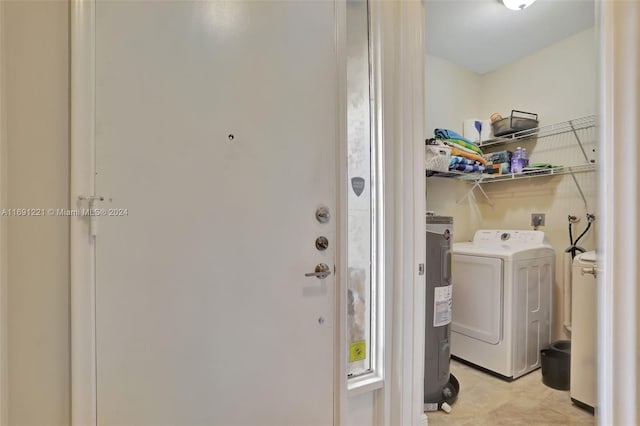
[424,0,595,74]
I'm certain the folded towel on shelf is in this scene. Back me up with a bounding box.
[448,146,487,165]
[445,137,483,155]
[449,155,478,166]
[521,168,554,176]
[449,163,486,173]
[486,162,511,174]
[528,163,562,169]
[434,128,474,145]
[445,141,484,157]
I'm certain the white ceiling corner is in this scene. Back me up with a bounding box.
[424,0,595,74]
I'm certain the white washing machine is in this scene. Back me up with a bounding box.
[451,230,555,380]
[570,250,597,412]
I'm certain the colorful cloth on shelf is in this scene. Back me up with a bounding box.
[449,163,486,173]
[443,137,483,155]
[449,155,478,166]
[434,128,472,144]
[528,163,562,169]
[447,146,487,165]
[434,128,483,155]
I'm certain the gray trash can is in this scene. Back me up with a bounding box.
[541,340,571,390]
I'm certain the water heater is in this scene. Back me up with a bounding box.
[424,214,459,412]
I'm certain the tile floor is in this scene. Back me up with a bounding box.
[426,360,595,426]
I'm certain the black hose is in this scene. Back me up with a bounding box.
[573,220,592,247]
[568,218,574,246]
[565,214,594,259]
[568,246,580,259]
[567,216,576,258]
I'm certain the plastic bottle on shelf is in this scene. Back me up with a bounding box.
[511,147,523,174]
[521,148,529,170]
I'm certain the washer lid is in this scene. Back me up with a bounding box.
[453,229,552,257]
[453,243,553,259]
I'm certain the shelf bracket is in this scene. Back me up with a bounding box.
[567,167,589,209]
[569,120,591,163]
[456,177,494,207]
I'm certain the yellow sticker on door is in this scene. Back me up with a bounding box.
[349,340,366,362]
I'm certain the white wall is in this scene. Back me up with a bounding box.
[479,28,597,126]
[346,392,375,426]
[3,1,70,425]
[425,27,598,340]
[424,54,484,243]
[425,55,483,134]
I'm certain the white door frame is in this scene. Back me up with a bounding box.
[0,2,8,425]
[597,1,640,425]
[70,0,97,424]
[380,1,427,425]
[335,3,349,425]
[397,0,427,425]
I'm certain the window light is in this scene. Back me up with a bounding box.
[502,0,536,10]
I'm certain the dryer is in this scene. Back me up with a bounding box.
[451,230,555,380]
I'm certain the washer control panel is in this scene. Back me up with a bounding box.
[473,230,546,245]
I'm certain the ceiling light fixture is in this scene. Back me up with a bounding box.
[502,0,536,10]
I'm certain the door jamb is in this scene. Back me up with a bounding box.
[70,1,97,425]
[398,1,427,424]
[335,0,347,425]
[0,2,8,424]
[597,1,640,424]
[385,1,427,425]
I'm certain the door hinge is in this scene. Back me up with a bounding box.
[418,263,425,275]
[78,195,104,237]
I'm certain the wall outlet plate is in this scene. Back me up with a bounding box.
[531,213,546,227]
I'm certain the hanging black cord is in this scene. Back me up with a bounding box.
[565,214,594,259]
[567,216,577,259]
[568,216,574,246]
[573,214,595,247]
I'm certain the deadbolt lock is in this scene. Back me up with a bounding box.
[315,236,329,251]
[315,206,330,224]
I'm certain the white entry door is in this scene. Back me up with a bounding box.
[93,1,338,424]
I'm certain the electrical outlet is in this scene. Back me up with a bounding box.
[531,213,545,227]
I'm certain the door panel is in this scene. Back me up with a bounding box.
[451,254,503,344]
[512,260,552,376]
[95,1,337,424]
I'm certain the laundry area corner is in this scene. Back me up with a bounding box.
[422,0,598,424]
